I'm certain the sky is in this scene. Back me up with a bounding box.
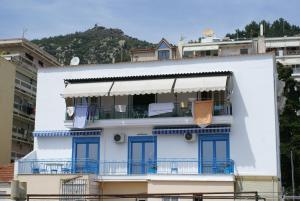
[0,0,300,43]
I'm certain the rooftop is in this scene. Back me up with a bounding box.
[0,38,61,67]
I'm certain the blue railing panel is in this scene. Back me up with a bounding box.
[18,159,234,175]
[18,159,98,175]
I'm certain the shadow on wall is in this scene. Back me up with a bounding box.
[36,137,71,151]
[230,75,255,169]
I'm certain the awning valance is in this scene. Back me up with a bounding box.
[174,76,228,93]
[153,126,230,135]
[183,45,219,52]
[110,79,175,96]
[33,129,102,137]
[62,82,113,98]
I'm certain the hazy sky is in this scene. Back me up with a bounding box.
[0,0,299,43]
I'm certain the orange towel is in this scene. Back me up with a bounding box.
[193,100,213,127]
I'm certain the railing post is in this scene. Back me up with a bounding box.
[193,193,203,201]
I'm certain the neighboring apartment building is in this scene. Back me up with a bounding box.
[15,54,280,200]
[0,38,60,164]
[131,34,300,70]
[130,38,178,62]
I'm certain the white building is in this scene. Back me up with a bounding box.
[15,54,280,200]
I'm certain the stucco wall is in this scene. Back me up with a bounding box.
[0,58,16,164]
[17,174,98,194]
[33,54,279,178]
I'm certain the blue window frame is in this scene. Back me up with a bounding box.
[72,137,100,174]
[198,134,230,174]
[158,50,170,60]
[128,136,157,174]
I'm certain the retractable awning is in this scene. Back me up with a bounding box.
[110,79,175,96]
[33,129,102,137]
[174,76,228,93]
[62,82,113,98]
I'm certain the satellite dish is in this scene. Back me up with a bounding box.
[70,57,80,66]
[203,29,214,37]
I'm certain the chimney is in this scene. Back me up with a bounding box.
[255,24,266,54]
[260,24,264,36]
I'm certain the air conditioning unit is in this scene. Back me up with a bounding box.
[184,133,196,142]
[113,133,126,143]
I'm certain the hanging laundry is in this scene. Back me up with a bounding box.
[73,99,88,128]
[148,102,174,117]
[193,100,213,127]
[66,107,75,117]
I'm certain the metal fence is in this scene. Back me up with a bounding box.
[24,191,265,201]
[18,159,234,176]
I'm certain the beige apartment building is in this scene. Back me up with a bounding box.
[0,57,16,165]
[0,38,60,164]
[131,33,300,71]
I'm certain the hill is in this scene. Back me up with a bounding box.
[32,25,154,65]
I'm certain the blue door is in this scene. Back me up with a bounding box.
[128,136,157,174]
[199,134,229,174]
[73,137,100,174]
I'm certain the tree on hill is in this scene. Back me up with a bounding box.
[226,18,300,39]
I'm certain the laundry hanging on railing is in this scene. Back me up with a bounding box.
[192,100,213,127]
[66,107,75,117]
[73,100,88,128]
[148,102,174,117]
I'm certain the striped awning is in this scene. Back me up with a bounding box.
[174,76,228,93]
[33,129,102,137]
[152,126,230,135]
[110,79,175,96]
[62,82,113,98]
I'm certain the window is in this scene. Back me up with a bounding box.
[158,50,170,60]
[25,53,33,61]
[240,48,248,55]
[38,60,44,67]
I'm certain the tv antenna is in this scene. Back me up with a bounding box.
[22,28,28,38]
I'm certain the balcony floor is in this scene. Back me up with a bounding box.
[96,174,235,182]
[65,116,232,128]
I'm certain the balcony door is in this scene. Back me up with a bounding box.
[199,134,229,174]
[73,137,99,174]
[128,136,157,174]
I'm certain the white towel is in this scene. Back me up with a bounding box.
[148,103,174,117]
[73,105,88,128]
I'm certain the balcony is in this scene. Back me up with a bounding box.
[18,159,234,176]
[15,78,36,96]
[4,54,37,74]
[66,102,231,121]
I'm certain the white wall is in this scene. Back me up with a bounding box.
[34,54,279,177]
[36,137,72,159]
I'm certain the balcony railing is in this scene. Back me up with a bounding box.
[18,159,234,175]
[66,102,232,121]
[286,50,300,56]
[18,159,99,175]
[15,78,37,95]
